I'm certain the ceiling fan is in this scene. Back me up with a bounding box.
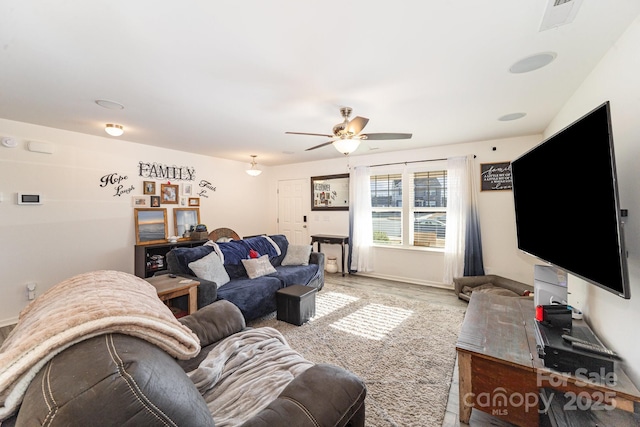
[285,107,412,155]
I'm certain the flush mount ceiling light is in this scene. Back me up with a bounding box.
[333,138,361,155]
[509,52,557,73]
[498,112,527,121]
[246,155,262,176]
[105,123,124,137]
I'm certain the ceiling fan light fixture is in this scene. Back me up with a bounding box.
[105,123,124,137]
[246,155,262,176]
[333,139,360,155]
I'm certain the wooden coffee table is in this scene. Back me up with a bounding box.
[146,275,200,315]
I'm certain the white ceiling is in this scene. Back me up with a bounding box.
[1,1,639,166]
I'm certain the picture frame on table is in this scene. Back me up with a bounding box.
[134,208,168,245]
[161,183,179,204]
[174,208,200,239]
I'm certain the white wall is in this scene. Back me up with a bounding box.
[543,16,640,385]
[0,119,270,325]
[268,135,543,287]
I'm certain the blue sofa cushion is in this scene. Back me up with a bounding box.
[216,275,283,320]
[171,245,215,276]
[273,264,319,287]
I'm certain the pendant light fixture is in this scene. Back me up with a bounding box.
[105,123,124,137]
[246,155,262,176]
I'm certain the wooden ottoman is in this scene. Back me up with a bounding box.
[276,285,317,326]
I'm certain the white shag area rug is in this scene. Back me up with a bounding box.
[249,281,466,427]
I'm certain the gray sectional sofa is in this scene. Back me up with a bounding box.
[167,234,324,321]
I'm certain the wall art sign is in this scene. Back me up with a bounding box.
[99,172,135,197]
[197,179,217,198]
[480,162,513,191]
[138,161,196,181]
[311,174,349,211]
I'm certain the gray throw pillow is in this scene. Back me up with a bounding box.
[281,244,312,266]
[188,251,230,287]
[241,255,277,279]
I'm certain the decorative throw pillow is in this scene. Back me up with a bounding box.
[188,252,231,287]
[241,255,277,279]
[281,244,312,266]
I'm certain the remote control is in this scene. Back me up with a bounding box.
[562,334,619,358]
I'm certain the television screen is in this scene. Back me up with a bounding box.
[511,101,630,299]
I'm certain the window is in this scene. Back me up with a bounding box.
[371,168,447,248]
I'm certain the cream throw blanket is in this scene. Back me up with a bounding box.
[188,327,313,426]
[0,270,201,421]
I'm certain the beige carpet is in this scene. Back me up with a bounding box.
[249,281,466,427]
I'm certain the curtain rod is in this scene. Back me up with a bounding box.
[368,155,475,168]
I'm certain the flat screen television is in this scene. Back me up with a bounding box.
[511,101,630,299]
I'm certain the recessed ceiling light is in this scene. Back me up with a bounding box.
[509,52,557,73]
[95,99,125,110]
[498,112,527,121]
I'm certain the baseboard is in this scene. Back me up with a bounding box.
[354,271,453,290]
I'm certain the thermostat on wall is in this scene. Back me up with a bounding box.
[17,193,42,205]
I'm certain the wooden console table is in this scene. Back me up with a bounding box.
[146,275,200,316]
[310,234,349,276]
[456,292,640,427]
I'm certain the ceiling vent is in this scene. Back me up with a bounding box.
[540,0,583,31]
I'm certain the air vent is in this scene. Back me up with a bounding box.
[540,0,583,31]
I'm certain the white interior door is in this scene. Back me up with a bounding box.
[278,179,308,244]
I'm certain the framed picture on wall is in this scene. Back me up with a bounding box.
[150,195,160,207]
[188,197,200,207]
[143,181,156,195]
[160,184,179,204]
[131,196,148,207]
[182,183,193,196]
[134,208,168,245]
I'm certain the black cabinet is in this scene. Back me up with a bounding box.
[134,240,208,278]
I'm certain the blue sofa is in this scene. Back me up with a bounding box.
[166,234,324,321]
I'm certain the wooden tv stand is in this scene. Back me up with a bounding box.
[456,292,640,427]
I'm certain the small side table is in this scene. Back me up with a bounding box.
[310,234,349,276]
[146,275,200,316]
[276,285,317,326]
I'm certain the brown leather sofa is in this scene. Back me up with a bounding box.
[4,300,366,426]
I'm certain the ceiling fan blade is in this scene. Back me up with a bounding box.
[305,141,335,151]
[361,133,412,140]
[286,131,334,138]
[347,116,369,135]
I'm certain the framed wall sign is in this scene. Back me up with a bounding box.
[134,208,168,245]
[311,174,349,211]
[480,162,513,191]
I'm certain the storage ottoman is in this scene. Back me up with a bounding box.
[276,285,317,326]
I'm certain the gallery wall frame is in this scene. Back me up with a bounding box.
[311,173,349,211]
[188,197,200,207]
[143,181,156,195]
[161,183,179,204]
[134,208,168,245]
[174,208,200,239]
